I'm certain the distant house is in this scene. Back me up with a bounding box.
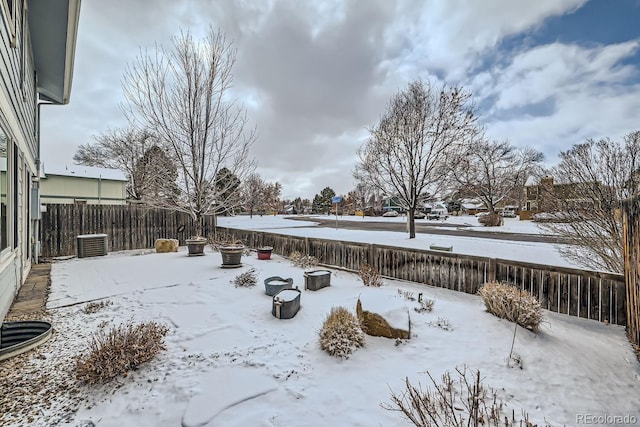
[40,164,127,205]
[460,198,485,215]
[524,176,597,212]
[382,196,403,213]
[0,1,81,320]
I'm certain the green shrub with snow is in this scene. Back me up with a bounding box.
[319,307,364,358]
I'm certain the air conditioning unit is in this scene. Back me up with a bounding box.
[77,234,108,258]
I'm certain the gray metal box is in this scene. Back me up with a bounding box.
[77,234,108,258]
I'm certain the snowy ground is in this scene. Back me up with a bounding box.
[315,213,547,235]
[3,247,638,426]
[220,213,546,235]
[217,215,577,269]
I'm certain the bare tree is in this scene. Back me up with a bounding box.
[352,181,373,215]
[73,127,159,200]
[122,27,256,238]
[354,80,480,238]
[242,173,265,218]
[452,139,543,217]
[539,131,640,273]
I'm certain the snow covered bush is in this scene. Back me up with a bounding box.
[289,251,318,268]
[478,212,503,227]
[75,321,169,384]
[359,263,382,287]
[478,281,543,332]
[233,268,257,288]
[319,306,364,358]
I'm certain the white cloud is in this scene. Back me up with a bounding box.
[489,41,640,110]
[39,0,638,198]
[480,40,640,160]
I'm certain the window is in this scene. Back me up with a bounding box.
[2,0,17,47]
[12,142,17,249]
[25,169,29,260]
[0,127,8,252]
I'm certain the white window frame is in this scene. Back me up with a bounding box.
[1,0,18,48]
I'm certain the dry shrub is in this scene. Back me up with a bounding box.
[478,282,543,332]
[359,263,382,287]
[397,289,415,301]
[75,321,169,384]
[429,316,453,331]
[414,298,434,313]
[82,300,112,314]
[233,268,257,288]
[383,366,546,426]
[289,251,318,268]
[208,233,245,251]
[478,213,503,227]
[319,306,364,358]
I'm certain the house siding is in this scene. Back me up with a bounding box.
[0,0,38,320]
[40,174,127,205]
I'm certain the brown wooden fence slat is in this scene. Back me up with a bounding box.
[622,196,639,352]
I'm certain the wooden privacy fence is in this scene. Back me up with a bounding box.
[623,196,640,351]
[217,226,626,326]
[40,204,216,258]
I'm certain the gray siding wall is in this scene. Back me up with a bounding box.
[0,1,38,320]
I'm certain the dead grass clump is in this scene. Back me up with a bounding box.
[383,366,545,426]
[319,306,364,358]
[478,213,503,227]
[478,282,543,332]
[359,263,382,287]
[289,251,318,268]
[75,321,169,384]
[233,268,257,288]
[82,300,113,314]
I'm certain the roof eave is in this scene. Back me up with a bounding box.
[29,0,82,105]
[62,0,81,104]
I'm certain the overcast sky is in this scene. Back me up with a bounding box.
[40,0,640,199]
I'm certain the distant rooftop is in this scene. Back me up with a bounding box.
[41,164,127,181]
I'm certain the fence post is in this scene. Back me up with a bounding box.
[623,196,640,354]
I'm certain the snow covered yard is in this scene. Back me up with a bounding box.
[4,247,639,426]
[217,215,578,268]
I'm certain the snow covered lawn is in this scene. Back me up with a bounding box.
[217,215,578,268]
[9,247,638,426]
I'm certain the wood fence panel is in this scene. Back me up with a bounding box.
[40,204,211,258]
[622,195,639,351]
